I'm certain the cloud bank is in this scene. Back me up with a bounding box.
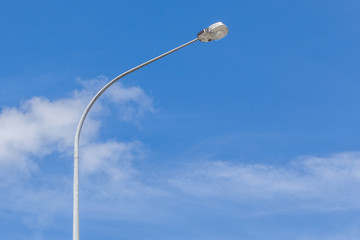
[1,77,360,239]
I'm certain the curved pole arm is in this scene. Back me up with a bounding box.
[73,38,198,240]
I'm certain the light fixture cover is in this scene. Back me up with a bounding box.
[197,22,229,42]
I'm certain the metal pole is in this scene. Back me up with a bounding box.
[73,38,198,240]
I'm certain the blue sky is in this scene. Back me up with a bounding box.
[1,0,360,239]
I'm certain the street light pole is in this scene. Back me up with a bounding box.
[73,22,229,240]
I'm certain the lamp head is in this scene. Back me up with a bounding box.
[197,22,229,42]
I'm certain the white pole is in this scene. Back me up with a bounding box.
[73,38,198,240]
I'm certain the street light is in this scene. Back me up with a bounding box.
[197,22,229,42]
[73,22,229,240]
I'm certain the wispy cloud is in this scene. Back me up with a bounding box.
[169,152,360,211]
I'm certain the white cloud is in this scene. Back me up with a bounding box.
[0,76,154,177]
[0,96,84,173]
[0,76,155,234]
[81,140,145,179]
[76,76,155,122]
